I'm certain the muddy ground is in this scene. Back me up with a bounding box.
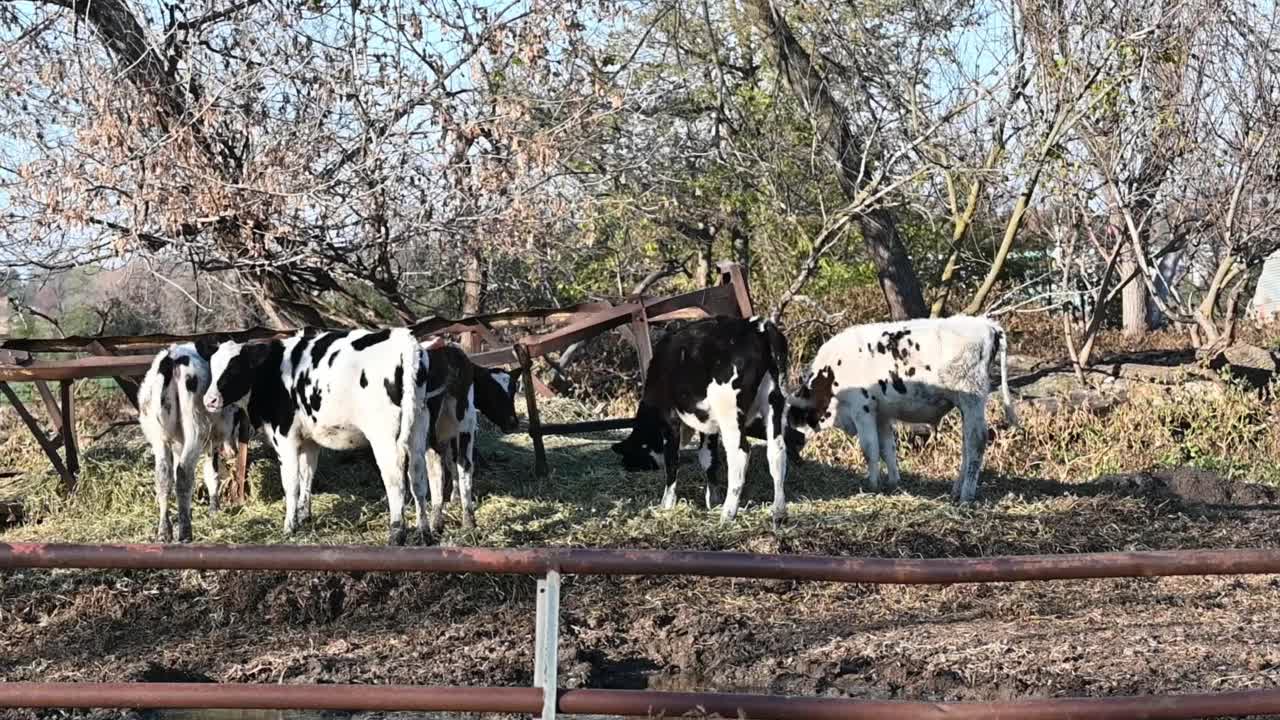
[3,467,1280,719]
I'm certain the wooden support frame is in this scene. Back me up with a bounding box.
[515,344,549,478]
[495,263,753,477]
[0,382,72,492]
[0,351,251,502]
[629,308,654,379]
[59,381,80,490]
[86,341,140,410]
[0,262,754,484]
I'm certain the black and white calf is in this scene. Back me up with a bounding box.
[138,344,250,542]
[201,328,433,545]
[786,315,1017,503]
[417,341,521,532]
[611,316,791,525]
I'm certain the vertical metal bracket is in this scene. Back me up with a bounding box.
[533,568,561,720]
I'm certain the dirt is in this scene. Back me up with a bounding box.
[1103,467,1280,510]
[4,470,1280,719]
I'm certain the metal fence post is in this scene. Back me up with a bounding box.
[533,568,561,720]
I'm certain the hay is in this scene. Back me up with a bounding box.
[3,382,1277,556]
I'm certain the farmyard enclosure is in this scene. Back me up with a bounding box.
[6,0,1280,715]
[4,296,1280,717]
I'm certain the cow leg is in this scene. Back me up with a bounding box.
[954,397,988,503]
[850,411,881,492]
[173,434,202,543]
[152,444,175,543]
[295,442,320,526]
[293,442,320,527]
[457,432,477,530]
[203,451,222,517]
[660,422,680,510]
[426,442,448,535]
[765,385,788,527]
[698,433,723,510]
[371,439,410,545]
[876,416,901,491]
[449,437,462,503]
[279,443,302,535]
[719,427,749,523]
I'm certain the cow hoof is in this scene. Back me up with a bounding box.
[660,484,679,510]
[771,508,788,530]
[704,488,723,510]
[388,525,407,546]
[156,524,173,544]
[462,513,476,531]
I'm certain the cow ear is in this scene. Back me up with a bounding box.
[194,338,220,361]
[811,366,836,409]
[243,341,273,369]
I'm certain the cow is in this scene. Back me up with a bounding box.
[138,343,251,542]
[611,315,791,527]
[200,328,433,545]
[417,341,522,532]
[785,315,1017,503]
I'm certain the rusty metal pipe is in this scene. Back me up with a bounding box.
[0,683,540,713]
[559,687,1280,719]
[4,543,1280,584]
[6,683,1280,719]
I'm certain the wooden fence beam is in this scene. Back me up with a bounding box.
[0,382,70,488]
[514,344,548,479]
[59,381,80,493]
[718,262,754,318]
[33,381,63,434]
[630,309,653,379]
[87,341,141,410]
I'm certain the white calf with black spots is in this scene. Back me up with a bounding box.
[201,328,433,545]
[612,316,791,526]
[787,315,1016,503]
[138,343,249,543]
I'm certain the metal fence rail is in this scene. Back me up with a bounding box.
[4,542,1280,719]
[5,683,1280,720]
[5,542,1280,582]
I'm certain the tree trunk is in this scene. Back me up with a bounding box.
[730,216,751,295]
[748,0,927,319]
[697,238,714,288]
[461,249,485,352]
[1120,251,1149,337]
[859,209,927,319]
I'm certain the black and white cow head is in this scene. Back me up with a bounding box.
[785,365,837,438]
[202,339,275,413]
[610,403,669,471]
[473,367,521,432]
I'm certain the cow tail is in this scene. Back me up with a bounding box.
[400,339,423,453]
[993,322,1018,427]
[763,319,790,388]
